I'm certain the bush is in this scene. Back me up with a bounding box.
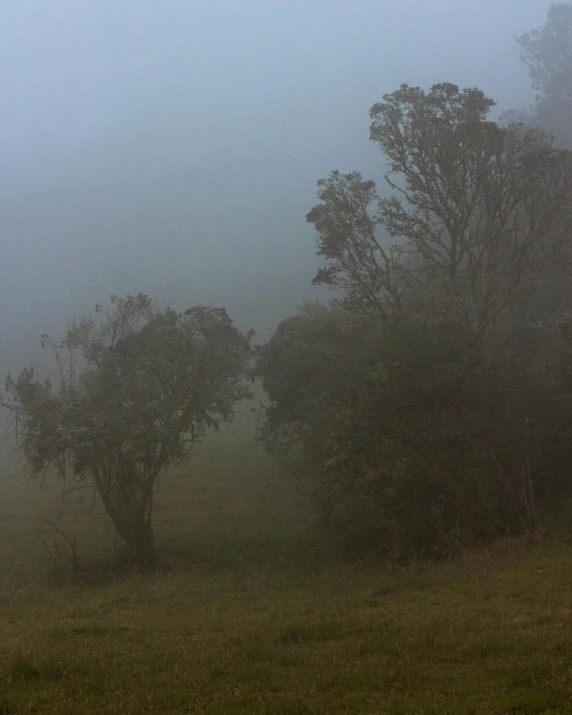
[258,307,567,562]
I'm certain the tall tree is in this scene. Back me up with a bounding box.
[517,2,572,147]
[4,294,253,568]
[308,83,572,335]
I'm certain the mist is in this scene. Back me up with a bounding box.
[0,0,550,373]
[6,6,572,708]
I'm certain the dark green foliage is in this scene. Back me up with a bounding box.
[258,307,568,561]
[4,294,253,568]
[269,81,572,561]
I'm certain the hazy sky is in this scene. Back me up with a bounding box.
[0,0,552,371]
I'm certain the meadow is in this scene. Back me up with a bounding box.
[1,406,572,714]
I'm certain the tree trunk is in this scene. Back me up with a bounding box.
[118,517,155,569]
[93,466,157,570]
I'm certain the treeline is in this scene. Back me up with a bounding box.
[255,6,572,561]
[5,4,572,569]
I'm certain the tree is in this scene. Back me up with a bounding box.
[256,305,374,524]
[516,3,572,147]
[258,306,562,561]
[4,294,253,568]
[260,81,572,561]
[308,83,572,336]
[307,171,406,319]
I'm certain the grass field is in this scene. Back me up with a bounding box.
[1,408,572,713]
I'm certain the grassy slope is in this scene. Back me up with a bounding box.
[1,410,572,714]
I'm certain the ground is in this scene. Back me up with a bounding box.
[1,408,572,714]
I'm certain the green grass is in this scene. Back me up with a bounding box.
[2,409,572,713]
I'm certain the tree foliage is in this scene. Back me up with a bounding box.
[260,82,572,561]
[258,306,567,561]
[308,83,572,336]
[517,2,572,147]
[307,171,405,318]
[4,294,253,568]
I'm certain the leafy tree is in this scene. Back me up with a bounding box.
[516,2,572,147]
[308,83,572,336]
[264,82,572,557]
[307,171,405,319]
[258,306,561,561]
[4,294,253,568]
[257,305,373,525]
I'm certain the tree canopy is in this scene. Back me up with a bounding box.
[308,83,572,335]
[4,294,253,567]
[517,2,572,147]
[259,81,572,561]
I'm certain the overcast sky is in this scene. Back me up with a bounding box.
[0,0,552,371]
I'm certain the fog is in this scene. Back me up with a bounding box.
[0,0,550,374]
